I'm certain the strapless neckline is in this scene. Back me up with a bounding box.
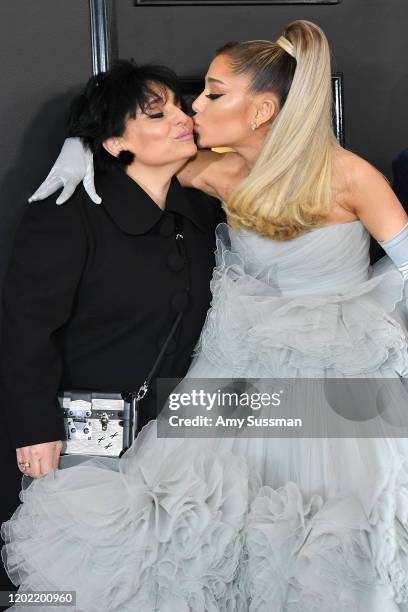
[309,219,362,234]
[235,220,364,245]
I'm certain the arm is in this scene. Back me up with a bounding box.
[0,197,87,476]
[176,150,248,201]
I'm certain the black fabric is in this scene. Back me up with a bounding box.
[0,167,225,450]
[0,169,224,586]
[393,148,408,211]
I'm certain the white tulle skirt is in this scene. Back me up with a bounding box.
[3,229,408,611]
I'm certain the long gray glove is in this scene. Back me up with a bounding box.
[379,222,408,280]
[29,137,101,205]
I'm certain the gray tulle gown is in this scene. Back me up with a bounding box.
[3,220,408,611]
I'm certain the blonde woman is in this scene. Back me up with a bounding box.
[3,20,408,611]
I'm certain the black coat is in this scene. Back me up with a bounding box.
[0,167,225,449]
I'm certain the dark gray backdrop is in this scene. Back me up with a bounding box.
[115,0,408,175]
[0,0,407,285]
[0,1,91,286]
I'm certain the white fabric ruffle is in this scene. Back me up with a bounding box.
[195,223,408,378]
[3,221,408,611]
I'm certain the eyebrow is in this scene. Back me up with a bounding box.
[207,77,226,85]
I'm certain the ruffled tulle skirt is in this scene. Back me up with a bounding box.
[3,224,408,611]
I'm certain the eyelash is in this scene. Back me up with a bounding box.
[205,94,224,100]
[148,113,164,119]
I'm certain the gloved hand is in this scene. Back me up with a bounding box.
[29,137,101,205]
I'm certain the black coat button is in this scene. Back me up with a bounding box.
[158,216,175,236]
[171,291,189,312]
[167,252,185,272]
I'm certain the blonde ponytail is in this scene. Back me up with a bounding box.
[221,20,340,241]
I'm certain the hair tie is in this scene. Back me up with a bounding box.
[276,36,296,59]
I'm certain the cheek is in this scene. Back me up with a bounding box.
[208,99,249,133]
[126,124,195,164]
[208,104,249,145]
[128,125,170,159]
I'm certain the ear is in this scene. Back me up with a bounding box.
[253,95,278,128]
[102,137,123,158]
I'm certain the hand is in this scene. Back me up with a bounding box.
[28,137,101,205]
[16,440,63,479]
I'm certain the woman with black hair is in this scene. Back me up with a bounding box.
[0,59,223,563]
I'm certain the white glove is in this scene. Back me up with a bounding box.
[29,137,101,205]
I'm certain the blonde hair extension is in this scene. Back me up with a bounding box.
[219,20,340,241]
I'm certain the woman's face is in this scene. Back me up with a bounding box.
[192,54,257,149]
[115,86,196,167]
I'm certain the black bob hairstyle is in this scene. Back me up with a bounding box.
[67,59,185,171]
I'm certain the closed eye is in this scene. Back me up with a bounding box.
[148,113,164,119]
[205,94,224,100]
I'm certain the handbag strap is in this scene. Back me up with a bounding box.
[134,215,189,402]
[135,310,183,401]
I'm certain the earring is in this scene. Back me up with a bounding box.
[250,122,257,131]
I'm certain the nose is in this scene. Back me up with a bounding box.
[175,107,193,131]
[192,90,205,114]
[175,105,190,123]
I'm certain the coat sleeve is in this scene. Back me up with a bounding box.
[0,196,87,449]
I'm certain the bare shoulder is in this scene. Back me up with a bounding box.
[334,148,408,241]
[334,149,387,198]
